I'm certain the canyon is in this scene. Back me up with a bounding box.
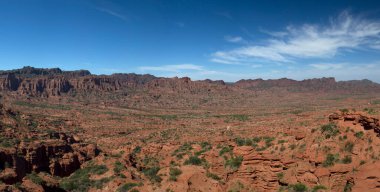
[1,67,380,192]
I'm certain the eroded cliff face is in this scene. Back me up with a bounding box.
[0,100,98,185]
[1,67,380,100]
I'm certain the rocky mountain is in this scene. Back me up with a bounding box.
[0,67,379,99]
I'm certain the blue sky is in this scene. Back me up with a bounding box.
[1,0,380,82]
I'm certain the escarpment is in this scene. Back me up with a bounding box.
[1,66,380,100]
[0,98,99,185]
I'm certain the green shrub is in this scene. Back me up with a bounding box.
[341,155,352,164]
[322,154,339,167]
[343,182,353,192]
[321,123,340,138]
[168,167,182,181]
[172,143,193,157]
[225,156,243,170]
[289,183,308,192]
[206,172,221,180]
[184,156,203,166]
[132,146,141,154]
[311,185,327,192]
[60,165,109,192]
[195,142,212,156]
[263,137,275,147]
[354,131,364,139]
[142,167,162,183]
[114,161,124,175]
[344,142,354,153]
[26,172,46,186]
[117,183,142,192]
[219,146,233,156]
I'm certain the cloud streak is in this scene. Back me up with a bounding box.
[212,11,380,64]
[96,7,128,21]
[139,64,204,72]
[224,36,244,43]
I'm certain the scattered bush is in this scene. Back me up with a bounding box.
[364,108,376,115]
[354,131,364,139]
[172,143,193,158]
[225,156,243,171]
[26,172,46,186]
[117,183,142,192]
[289,183,308,192]
[322,154,339,167]
[132,146,141,154]
[114,161,124,175]
[344,142,354,153]
[311,185,327,192]
[321,123,340,138]
[219,146,233,156]
[184,156,203,166]
[195,142,212,156]
[343,182,353,192]
[341,155,352,164]
[263,137,275,147]
[60,165,109,192]
[206,172,221,180]
[168,167,182,181]
[142,167,162,183]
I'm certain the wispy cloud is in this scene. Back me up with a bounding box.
[96,7,128,21]
[211,11,380,64]
[309,63,345,70]
[224,36,244,43]
[139,64,203,72]
[138,64,239,80]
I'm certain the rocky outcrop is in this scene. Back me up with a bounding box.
[329,111,380,135]
[0,133,98,183]
[0,100,99,184]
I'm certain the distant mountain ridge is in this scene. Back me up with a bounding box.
[0,66,379,99]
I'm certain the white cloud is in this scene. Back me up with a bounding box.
[225,36,244,43]
[139,64,204,72]
[309,63,345,70]
[212,11,380,64]
[96,7,128,21]
[138,64,242,81]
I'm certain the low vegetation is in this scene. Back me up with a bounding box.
[320,123,340,138]
[60,164,109,192]
[142,167,162,183]
[117,183,142,192]
[225,156,243,171]
[168,167,182,181]
[322,154,340,167]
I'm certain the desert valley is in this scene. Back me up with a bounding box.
[0,67,380,192]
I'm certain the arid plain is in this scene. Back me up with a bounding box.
[1,67,380,192]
